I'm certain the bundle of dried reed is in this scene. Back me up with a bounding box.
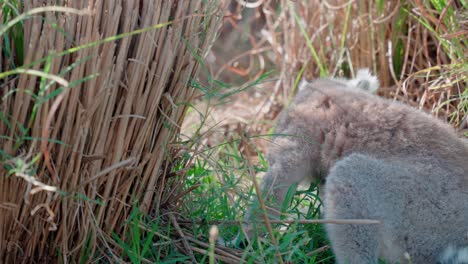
[0,1,222,261]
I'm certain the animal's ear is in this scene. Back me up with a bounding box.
[298,79,311,92]
[353,68,379,93]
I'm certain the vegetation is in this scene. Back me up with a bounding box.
[0,0,466,263]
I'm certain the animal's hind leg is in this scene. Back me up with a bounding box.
[324,154,384,264]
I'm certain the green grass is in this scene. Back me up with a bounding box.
[112,206,183,264]
[1,0,24,67]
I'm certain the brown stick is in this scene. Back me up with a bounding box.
[169,213,198,264]
[190,246,240,264]
[307,245,331,257]
[185,235,245,262]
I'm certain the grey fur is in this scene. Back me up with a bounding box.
[242,74,468,263]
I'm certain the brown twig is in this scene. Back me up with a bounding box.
[190,246,240,264]
[41,86,67,184]
[169,213,198,264]
[184,235,246,262]
[307,245,331,256]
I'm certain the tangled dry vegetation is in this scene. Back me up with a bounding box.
[0,1,222,262]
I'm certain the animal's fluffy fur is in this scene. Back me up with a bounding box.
[243,72,468,263]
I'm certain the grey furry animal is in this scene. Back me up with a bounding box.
[241,71,468,263]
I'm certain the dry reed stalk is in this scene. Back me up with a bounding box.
[0,1,222,262]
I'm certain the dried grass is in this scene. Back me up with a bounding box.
[0,1,222,262]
